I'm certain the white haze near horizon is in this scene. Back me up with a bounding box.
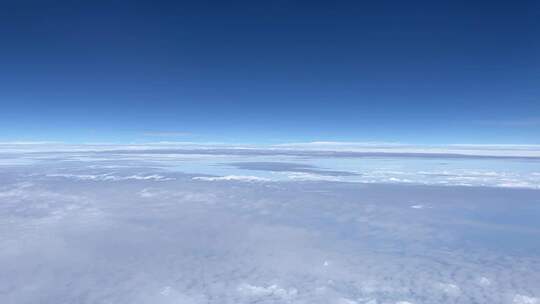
[1,143,540,304]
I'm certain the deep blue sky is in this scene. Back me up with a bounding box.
[0,0,539,144]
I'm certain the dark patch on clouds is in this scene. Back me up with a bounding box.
[227,161,360,176]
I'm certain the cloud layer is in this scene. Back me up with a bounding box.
[0,153,539,303]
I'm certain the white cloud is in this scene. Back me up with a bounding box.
[2,140,540,304]
[337,297,358,304]
[160,286,172,296]
[513,295,540,304]
[477,277,491,286]
[274,141,540,157]
[46,173,175,182]
[436,283,461,296]
[192,175,270,182]
[237,283,298,301]
[497,181,539,189]
[286,172,342,181]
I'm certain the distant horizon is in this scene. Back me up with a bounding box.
[2,139,540,146]
[2,140,540,159]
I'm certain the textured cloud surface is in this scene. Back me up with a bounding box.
[1,145,539,303]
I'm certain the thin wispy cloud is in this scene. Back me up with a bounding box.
[142,131,194,137]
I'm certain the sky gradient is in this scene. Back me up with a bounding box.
[1,0,539,144]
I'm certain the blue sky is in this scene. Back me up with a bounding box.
[0,0,539,144]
